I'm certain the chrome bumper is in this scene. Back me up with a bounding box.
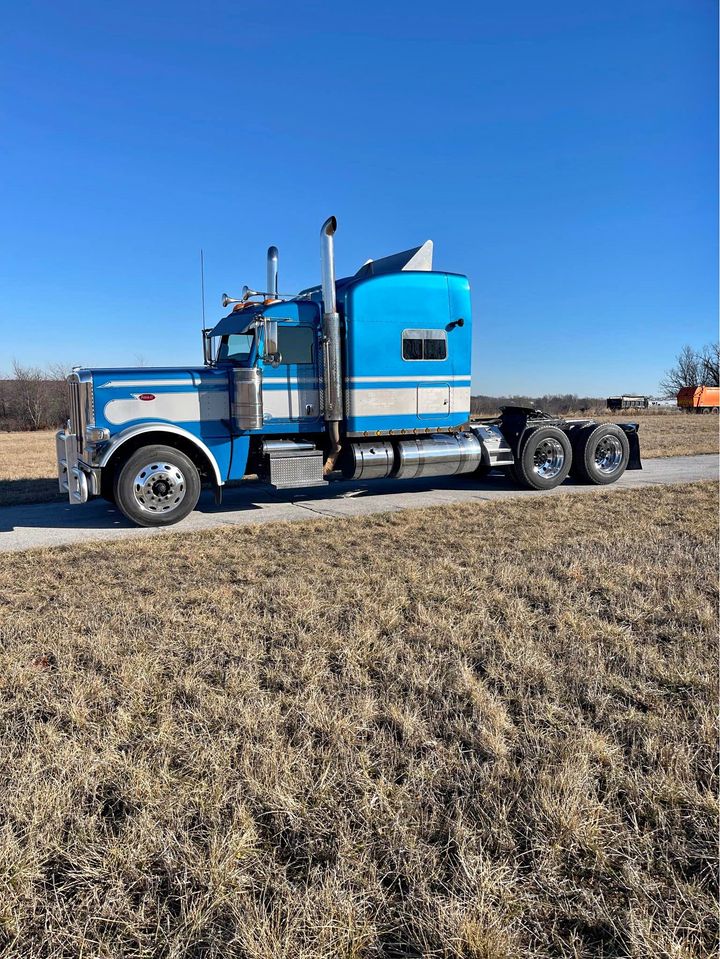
[55,430,100,504]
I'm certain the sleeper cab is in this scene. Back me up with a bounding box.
[341,271,472,436]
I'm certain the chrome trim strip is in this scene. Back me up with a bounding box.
[345,375,472,383]
[261,376,320,385]
[99,378,220,388]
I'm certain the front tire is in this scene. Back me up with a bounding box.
[513,426,572,490]
[571,423,629,485]
[113,445,201,527]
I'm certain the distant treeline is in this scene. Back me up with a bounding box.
[471,394,606,417]
[0,364,70,431]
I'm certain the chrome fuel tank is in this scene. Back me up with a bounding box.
[349,440,394,480]
[394,431,481,480]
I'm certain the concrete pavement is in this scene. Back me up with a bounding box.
[0,454,716,554]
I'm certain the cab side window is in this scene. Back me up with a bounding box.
[277,326,314,365]
[219,333,254,363]
[402,329,447,361]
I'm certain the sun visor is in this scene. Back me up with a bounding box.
[210,308,261,337]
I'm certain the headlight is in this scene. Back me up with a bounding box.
[85,426,110,443]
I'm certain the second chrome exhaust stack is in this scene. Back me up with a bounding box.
[320,216,343,423]
[266,245,279,297]
[320,216,343,471]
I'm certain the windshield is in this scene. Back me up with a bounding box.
[217,332,254,364]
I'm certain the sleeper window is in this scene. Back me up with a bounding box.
[402,329,447,361]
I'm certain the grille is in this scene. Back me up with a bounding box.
[67,374,93,455]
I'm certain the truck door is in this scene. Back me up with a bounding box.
[417,384,451,417]
[260,322,322,430]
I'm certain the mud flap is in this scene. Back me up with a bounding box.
[618,423,642,470]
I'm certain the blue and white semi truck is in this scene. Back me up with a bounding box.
[56,217,641,527]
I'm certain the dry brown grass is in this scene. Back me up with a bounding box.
[0,482,717,958]
[593,412,718,459]
[0,431,60,506]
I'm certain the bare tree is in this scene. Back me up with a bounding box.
[11,359,47,430]
[46,362,72,382]
[700,342,719,387]
[45,362,71,426]
[659,345,703,397]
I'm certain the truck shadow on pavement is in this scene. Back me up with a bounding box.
[0,478,65,509]
[201,471,584,515]
[0,471,584,536]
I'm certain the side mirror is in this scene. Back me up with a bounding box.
[202,329,214,366]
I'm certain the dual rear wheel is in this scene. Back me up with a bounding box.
[510,424,629,490]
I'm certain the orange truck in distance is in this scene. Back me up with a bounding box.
[677,386,720,413]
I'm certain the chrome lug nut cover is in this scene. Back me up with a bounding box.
[132,462,187,513]
[532,438,566,479]
[594,435,624,474]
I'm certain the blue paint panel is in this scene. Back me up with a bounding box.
[224,434,250,481]
[341,272,472,434]
[345,377,471,389]
[348,412,468,433]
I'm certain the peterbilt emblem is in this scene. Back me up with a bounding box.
[136,393,156,401]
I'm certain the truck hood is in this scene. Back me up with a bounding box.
[87,366,230,434]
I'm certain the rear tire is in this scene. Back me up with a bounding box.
[113,444,201,527]
[571,423,629,485]
[513,426,572,490]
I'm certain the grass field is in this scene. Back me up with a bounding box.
[0,430,61,506]
[594,411,719,459]
[0,482,716,958]
[0,414,718,510]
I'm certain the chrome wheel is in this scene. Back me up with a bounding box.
[594,435,624,475]
[132,462,187,514]
[532,438,565,479]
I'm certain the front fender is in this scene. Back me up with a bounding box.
[98,423,224,486]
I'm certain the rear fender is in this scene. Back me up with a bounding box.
[616,422,642,470]
[498,407,642,472]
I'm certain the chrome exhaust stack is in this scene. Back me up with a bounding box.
[320,216,343,471]
[266,246,279,297]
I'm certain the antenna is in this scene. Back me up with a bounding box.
[200,249,206,329]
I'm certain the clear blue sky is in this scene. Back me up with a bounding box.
[1,0,716,395]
